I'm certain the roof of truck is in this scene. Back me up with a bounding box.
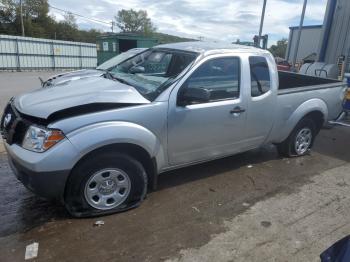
[155,41,270,55]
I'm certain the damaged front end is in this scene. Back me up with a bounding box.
[1,99,142,150]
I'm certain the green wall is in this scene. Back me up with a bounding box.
[97,34,158,65]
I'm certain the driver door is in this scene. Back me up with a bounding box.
[167,55,248,166]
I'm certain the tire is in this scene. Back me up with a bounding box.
[276,117,318,157]
[64,152,147,217]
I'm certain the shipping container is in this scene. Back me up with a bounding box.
[96,33,158,65]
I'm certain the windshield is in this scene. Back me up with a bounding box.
[96,49,145,70]
[109,49,198,101]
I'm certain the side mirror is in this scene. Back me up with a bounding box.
[129,65,145,74]
[178,87,210,106]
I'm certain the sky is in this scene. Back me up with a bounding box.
[48,0,328,46]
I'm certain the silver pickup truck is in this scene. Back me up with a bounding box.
[1,42,347,217]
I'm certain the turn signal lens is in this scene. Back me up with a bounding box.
[22,126,65,152]
[43,130,65,150]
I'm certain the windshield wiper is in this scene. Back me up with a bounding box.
[103,71,132,86]
[103,71,116,80]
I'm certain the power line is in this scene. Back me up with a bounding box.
[49,4,113,26]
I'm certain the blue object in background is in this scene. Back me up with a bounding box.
[320,235,350,262]
[344,77,350,110]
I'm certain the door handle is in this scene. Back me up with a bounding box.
[230,106,246,114]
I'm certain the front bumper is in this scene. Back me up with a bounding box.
[4,138,79,200]
[8,156,69,200]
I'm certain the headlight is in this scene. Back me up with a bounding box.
[22,125,65,152]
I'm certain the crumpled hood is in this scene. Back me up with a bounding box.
[14,76,150,119]
[44,69,103,87]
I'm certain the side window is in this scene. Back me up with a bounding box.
[184,57,240,102]
[249,56,271,97]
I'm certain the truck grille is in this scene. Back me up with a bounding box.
[0,101,29,145]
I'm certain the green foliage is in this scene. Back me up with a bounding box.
[0,2,194,44]
[115,9,156,35]
[0,0,17,34]
[269,38,288,58]
[0,0,102,43]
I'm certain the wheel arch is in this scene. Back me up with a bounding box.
[66,121,165,192]
[68,143,158,193]
[303,110,324,133]
[273,98,328,143]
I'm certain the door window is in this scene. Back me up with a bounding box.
[182,57,240,103]
[249,56,271,97]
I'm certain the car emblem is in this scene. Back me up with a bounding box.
[4,114,12,128]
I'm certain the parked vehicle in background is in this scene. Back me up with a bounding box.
[41,48,146,87]
[1,42,347,217]
[275,57,291,71]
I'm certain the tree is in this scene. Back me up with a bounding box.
[54,15,78,41]
[268,38,288,58]
[63,12,77,29]
[0,0,16,34]
[0,0,101,43]
[22,0,49,20]
[115,9,156,35]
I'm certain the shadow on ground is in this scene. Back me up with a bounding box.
[157,145,279,191]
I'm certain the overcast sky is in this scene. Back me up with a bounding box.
[48,0,328,45]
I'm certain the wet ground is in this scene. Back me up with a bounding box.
[0,72,350,261]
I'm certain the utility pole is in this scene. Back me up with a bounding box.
[111,21,115,33]
[292,0,308,68]
[258,0,267,48]
[20,0,25,36]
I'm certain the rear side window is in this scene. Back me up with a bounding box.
[249,56,271,97]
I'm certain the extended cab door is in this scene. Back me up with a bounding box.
[244,55,277,147]
[167,55,249,166]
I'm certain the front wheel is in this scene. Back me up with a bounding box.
[276,117,317,157]
[64,152,147,217]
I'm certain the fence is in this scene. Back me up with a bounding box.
[0,35,97,71]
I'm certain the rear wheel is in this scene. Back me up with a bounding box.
[64,152,147,217]
[276,117,318,157]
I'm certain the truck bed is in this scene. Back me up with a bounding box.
[270,71,346,145]
[278,71,341,94]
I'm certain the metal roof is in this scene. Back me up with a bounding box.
[155,41,268,55]
[289,25,323,30]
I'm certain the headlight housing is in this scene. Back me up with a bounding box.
[22,125,65,152]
